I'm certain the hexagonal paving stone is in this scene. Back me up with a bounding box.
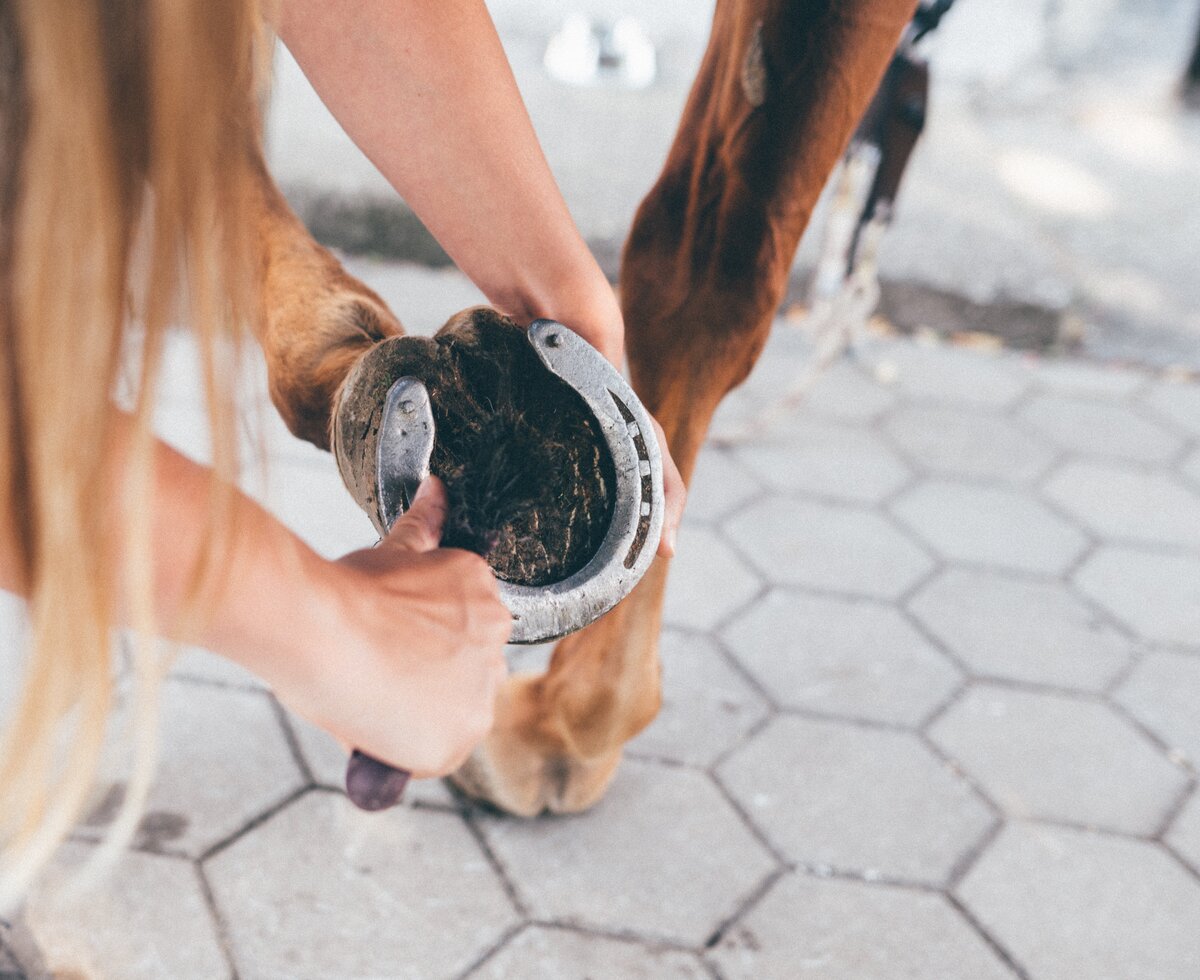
[1167,789,1200,874]
[82,681,303,857]
[1019,393,1184,463]
[21,843,226,980]
[663,525,761,631]
[0,591,29,723]
[710,873,1014,980]
[908,568,1131,690]
[505,641,553,675]
[890,481,1088,575]
[717,716,993,885]
[929,686,1187,834]
[627,630,769,767]
[800,360,898,423]
[207,791,518,979]
[1031,358,1146,399]
[475,926,708,979]
[733,419,911,504]
[1044,461,1200,550]
[733,321,816,403]
[958,822,1200,980]
[1115,651,1200,767]
[709,385,766,443]
[725,497,933,599]
[169,644,266,690]
[720,589,960,725]
[285,709,457,808]
[1141,380,1200,437]
[685,448,763,524]
[1074,546,1200,648]
[478,759,776,945]
[708,328,816,442]
[865,341,1030,409]
[883,404,1056,483]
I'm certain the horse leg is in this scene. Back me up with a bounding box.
[248,151,404,450]
[453,0,917,816]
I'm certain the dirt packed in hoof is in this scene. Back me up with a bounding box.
[385,309,616,586]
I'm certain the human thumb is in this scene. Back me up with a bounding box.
[381,475,447,553]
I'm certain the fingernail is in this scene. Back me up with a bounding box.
[665,525,677,556]
[412,476,433,504]
[345,750,410,811]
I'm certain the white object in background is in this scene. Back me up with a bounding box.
[544,14,601,86]
[544,14,657,90]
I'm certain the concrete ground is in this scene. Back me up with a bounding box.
[268,0,1200,368]
[3,262,1200,978]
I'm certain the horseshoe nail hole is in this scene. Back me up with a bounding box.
[545,333,562,347]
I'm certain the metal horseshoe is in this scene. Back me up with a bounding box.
[374,319,665,644]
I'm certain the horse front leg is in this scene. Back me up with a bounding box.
[453,0,918,816]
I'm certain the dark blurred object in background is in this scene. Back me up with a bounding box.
[1184,6,1200,106]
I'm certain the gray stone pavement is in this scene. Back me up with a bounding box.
[269,0,1200,368]
[2,263,1199,978]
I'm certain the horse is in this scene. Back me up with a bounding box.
[253,0,920,816]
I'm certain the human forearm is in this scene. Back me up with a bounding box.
[273,0,686,556]
[140,434,333,691]
[1,413,509,774]
[276,0,623,363]
[0,415,329,687]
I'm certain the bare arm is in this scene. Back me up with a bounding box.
[276,0,685,550]
[276,0,624,364]
[0,423,510,778]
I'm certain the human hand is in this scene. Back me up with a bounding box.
[279,476,511,792]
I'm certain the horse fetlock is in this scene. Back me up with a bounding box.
[450,673,626,816]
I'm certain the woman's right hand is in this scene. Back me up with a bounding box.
[278,475,511,779]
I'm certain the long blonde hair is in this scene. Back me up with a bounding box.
[0,0,265,904]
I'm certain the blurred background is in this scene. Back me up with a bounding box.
[267,0,1200,369]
